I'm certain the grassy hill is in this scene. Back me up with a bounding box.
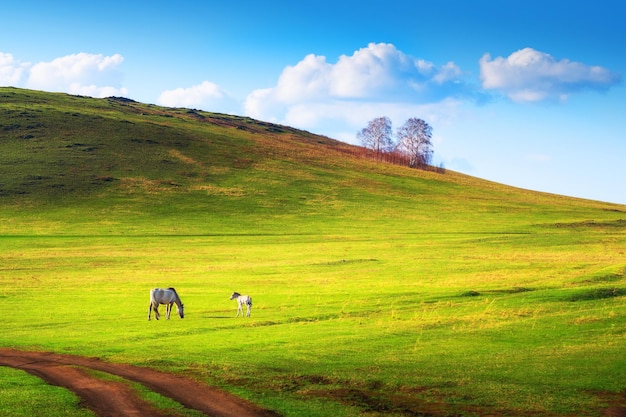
[0,87,356,233]
[1,87,625,416]
[2,86,622,235]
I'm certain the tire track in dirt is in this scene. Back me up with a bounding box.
[0,348,279,417]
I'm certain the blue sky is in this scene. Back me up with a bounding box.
[2,0,624,204]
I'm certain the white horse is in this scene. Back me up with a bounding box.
[230,292,252,317]
[148,288,184,320]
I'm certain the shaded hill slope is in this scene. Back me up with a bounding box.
[1,87,624,235]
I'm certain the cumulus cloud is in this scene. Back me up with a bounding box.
[252,42,469,105]
[480,48,621,102]
[0,52,29,86]
[157,81,239,114]
[244,43,472,140]
[0,51,127,97]
[26,52,127,97]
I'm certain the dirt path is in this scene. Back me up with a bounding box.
[0,348,279,417]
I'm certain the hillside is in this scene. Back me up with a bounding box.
[2,87,626,416]
[0,87,346,200]
[2,87,624,237]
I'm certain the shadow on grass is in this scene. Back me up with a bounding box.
[565,287,625,302]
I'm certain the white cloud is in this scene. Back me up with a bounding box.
[157,81,239,113]
[26,52,127,97]
[480,48,621,102]
[263,42,468,104]
[0,52,29,86]
[0,51,128,97]
[245,43,471,141]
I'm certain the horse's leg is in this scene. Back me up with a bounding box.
[236,302,241,318]
[246,303,251,317]
[154,304,160,320]
[148,302,152,321]
[166,302,172,320]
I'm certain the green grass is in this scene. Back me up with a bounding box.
[1,88,625,416]
[0,367,95,417]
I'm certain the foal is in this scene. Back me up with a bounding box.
[230,291,252,317]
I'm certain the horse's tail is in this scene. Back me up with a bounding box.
[248,296,253,306]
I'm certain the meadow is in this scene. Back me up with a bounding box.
[0,88,625,416]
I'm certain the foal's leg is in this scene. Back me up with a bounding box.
[236,301,242,318]
[246,303,251,317]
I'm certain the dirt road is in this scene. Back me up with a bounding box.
[0,348,279,417]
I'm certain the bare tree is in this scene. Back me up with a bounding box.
[357,117,393,161]
[396,118,433,167]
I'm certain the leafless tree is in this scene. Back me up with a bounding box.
[396,118,433,167]
[357,117,393,161]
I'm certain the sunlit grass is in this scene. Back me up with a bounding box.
[1,229,624,416]
[1,88,625,416]
[0,367,95,417]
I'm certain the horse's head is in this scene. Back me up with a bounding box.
[178,303,184,318]
[230,292,240,300]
